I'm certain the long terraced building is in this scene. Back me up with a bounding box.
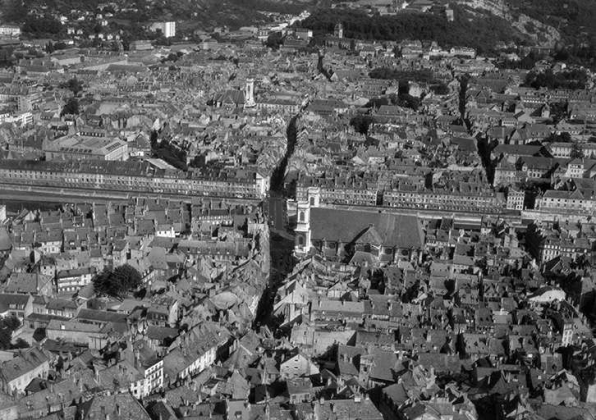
[0,160,270,200]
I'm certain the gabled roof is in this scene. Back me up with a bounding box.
[0,347,50,383]
[0,293,31,312]
[310,208,424,249]
[354,225,383,246]
[79,392,151,420]
[214,89,245,106]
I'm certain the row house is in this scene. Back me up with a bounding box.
[383,184,499,212]
[570,103,596,122]
[536,189,596,214]
[121,342,164,398]
[3,272,54,296]
[0,293,33,320]
[36,298,78,318]
[506,188,525,211]
[178,239,251,262]
[310,298,365,324]
[0,347,51,395]
[46,318,113,349]
[162,325,227,385]
[0,160,270,201]
[256,98,301,114]
[56,267,96,293]
[549,142,576,158]
[521,157,561,180]
[374,105,413,124]
[526,224,592,263]
[297,175,378,207]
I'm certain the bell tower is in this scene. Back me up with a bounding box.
[245,78,256,108]
[294,187,320,255]
[334,22,344,39]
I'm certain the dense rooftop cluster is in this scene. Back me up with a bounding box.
[0,1,594,420]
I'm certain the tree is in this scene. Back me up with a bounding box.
[550,102,568,124]
[46,41,55,54]
[396,93,420,111]
[113,264,142,290]
[61,98,79,116]
[265,32,284,50]
[571,143,584,159]
[22,15,63,36]
[163,52,179,63]
[0,316,22,350]
[60,78,84,96]
[524,69,588,90]
[93,264,142,298]
[366,96,390,109]
[12,338,29,349]
[2,0,27,23]
[544,132,572,143]
[350,115,374,135]
[554,49,570,61]
[430,83,450,95]
[296,5,523,54]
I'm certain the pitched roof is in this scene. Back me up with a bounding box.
[310,208,424,248]
[79,392,151,420]
[0,347,50,383]
[0,293,31,312]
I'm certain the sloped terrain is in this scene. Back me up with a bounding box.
[2,0,314,31]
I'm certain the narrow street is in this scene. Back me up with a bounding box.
[253,114,300,332]
[267,194,286,232]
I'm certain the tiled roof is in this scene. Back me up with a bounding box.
[310,208,424,249]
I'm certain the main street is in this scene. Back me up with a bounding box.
[267,193,286,232]
[253,114,299,333]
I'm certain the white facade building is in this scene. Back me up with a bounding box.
[150,21,176,38]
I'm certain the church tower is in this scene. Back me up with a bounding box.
[295,187,320,255]
[334,22,344,39]
[245,78,256,108]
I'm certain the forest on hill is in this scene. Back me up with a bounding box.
[295,5,529,54]
[513,0,596,45]
[1,0,314,36]
[515,0,596,68]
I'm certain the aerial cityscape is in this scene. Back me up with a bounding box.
[0,0,594,419]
